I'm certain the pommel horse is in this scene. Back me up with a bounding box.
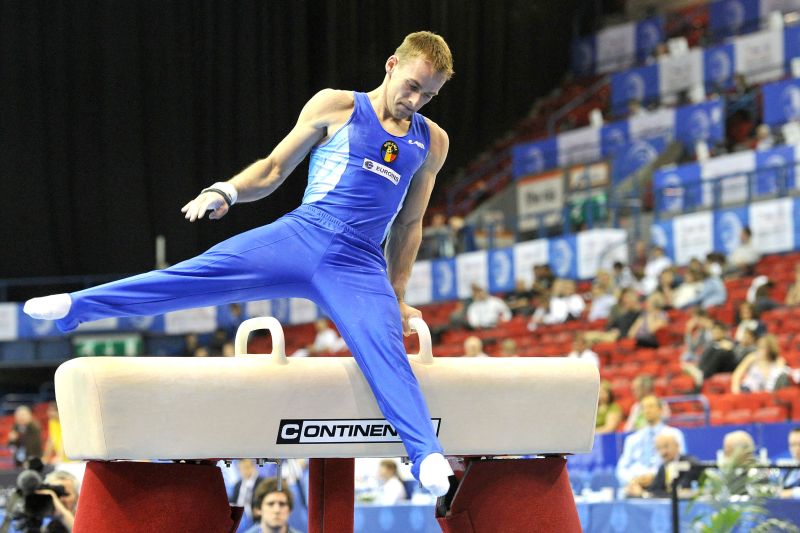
[55,317,599,532]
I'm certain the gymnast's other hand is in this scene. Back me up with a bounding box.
[181,191,229,222]
[399,301,422,337]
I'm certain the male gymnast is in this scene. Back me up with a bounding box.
[25,31,455,496]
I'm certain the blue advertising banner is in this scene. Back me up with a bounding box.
[571,36,596,77]
[653,163,703,213]
[611,64,660,113]
[548,236,578,279]
[675,100,725,146]
[762,77,800,126]
[650,220,675,260]
[611,136,667,184]
[709,0,760,38]
[713,206,750,255]
[600,121,631,158]
[635,17,665,62]
[704,43,736,90]
[755,144,797,194]
[511,138,558,178]
[431,258,457,301]
[488,248,515,294]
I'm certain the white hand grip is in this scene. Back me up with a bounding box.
[234,316,288,365]
[408,317,433,365]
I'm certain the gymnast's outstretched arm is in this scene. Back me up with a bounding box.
[180,89,354,222]
[385,121,449,335]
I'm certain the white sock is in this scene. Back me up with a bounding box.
[23,294,72,320]
[419,453,453,497]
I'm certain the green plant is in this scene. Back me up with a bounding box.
[688,452,799,533]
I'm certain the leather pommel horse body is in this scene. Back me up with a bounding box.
[56,317,599,533]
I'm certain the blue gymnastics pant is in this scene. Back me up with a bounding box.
[56,204,443,478]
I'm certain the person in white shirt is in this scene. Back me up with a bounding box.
[293,318,346,357]
[466,285,511,329]
[642,246,672,295]
[463,336,489,357]
[528,279,585,328]
[566,332,599,367]
[728,227,761,276]
[374,459,409,504]
[780,428,800,499]
[616,395,686,486]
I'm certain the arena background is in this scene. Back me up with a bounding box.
[0,0,595,282]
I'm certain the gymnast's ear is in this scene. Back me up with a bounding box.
[386,55,399,75]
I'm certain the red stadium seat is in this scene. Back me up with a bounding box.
[752,406,788,423]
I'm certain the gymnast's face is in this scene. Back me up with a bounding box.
[385,55,447,119]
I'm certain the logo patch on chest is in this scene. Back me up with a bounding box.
[381,140,399,163]
[363,158,401,185]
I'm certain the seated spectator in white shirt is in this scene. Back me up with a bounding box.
[293,319,346,357]
[528,279,585,328]
[567,332,599,367]
[728,227,760,276]
[463,336,489,357]
[466,285,512,329]
[672,270,703,310]
[642,246,673,295]
[374,460,408,505]
[616,395,686,487]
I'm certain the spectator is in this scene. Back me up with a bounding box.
[779,427,800,499]
[42,402,68,465]
[672,270,703,309]
[733,301,765,342]
[532,264,556,296]
[567,332,599,367]
[466,285,511,329]
[499,338,518,357]
[593,269,616,296]
[624,375,671,432]
[504,279,533,316]
[374,459,408,504]
[754,123,775,151]
[293,319,346,357]
[684,320,737,385]
[655,268,679,309]
[8,405,43,467]
[39,470,79,532]
[463,336,489,357]
[613,261,636,290]
[616,395,686,486]
[732,326,759,364]
[584,288,642,344]
[595,380,623,434]
[731,334,790,393]
[681,308,713,364]
[627,292,667,348]
[746,275,774,305]
[422,212,455,259]
[232,459,264,526]
[642,246,673,295]
[710,430,770,495]
[688,267,728,310]
[785,264,800,306]
[449,216,476,255]
[753,283,780,316]
[246,478,302,533]
[625,431,700,498]
[528,279,585,328]
[727,227,760,276]
[211,327,234,357]
[587,283,616,322]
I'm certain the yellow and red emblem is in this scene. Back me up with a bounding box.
[381,141,399,163]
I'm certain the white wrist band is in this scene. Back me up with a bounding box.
[210,181,238,205]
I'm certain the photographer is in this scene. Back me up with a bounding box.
[1,469,78,533]
[37,471,78,532]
